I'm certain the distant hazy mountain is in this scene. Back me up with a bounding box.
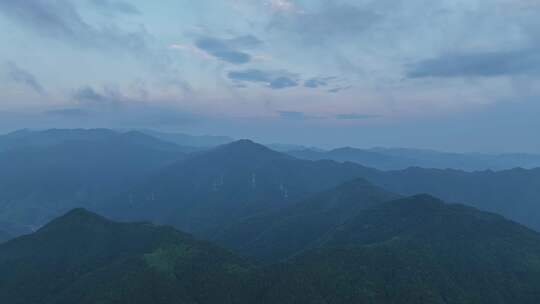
[4,197,540,303]
[265,143,317,152]
[98,139,540,235]
[0,129,186,236]
[0,129,197,153]
[138,129,234,148]
[361,167,540,231]
[3,132,540,242]
[289,146,540,171]
[0,129,117,151]
[215,179,400,262]
[99,140,376,238]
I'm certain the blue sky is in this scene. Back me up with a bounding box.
[0,0,539,152]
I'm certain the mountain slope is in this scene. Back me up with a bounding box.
[99,139,540,236]
[139,129,234,148]
[4,198,540,303]
[277,195,540,304]
[100,140,379,237]
[0,230,10,243]
[0,130,187,235]
[363,167,540,231]
[215,179,400,262]
[0,209,258,304]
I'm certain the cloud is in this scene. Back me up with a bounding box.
[195,38,249,64]
[2,61,45,94]
[0,0,150,52]
[266,0,299,13]
[278,111,326,120]
[304,76,342,89]
[227,69,299,89]
[89,0,141,15]
[328,85,352,93]
[336,113,380,120]
[194,35,263,64]
[269,77,298,89]
[72,86,122,105]
[45,108,91,118]
[278,111,307,120]
[304,77,329,88]
[407,49,540,78]
[270,1,380,43]
[0,0,191,88]
[69,85,198,127]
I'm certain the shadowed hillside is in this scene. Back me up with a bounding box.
[0,129,187,236]
[99,140,379,237]
[3,196,540,303]
[0,209,257,304]
[215,178,400,262]
[272,194,540,303]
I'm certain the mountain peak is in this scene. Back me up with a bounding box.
[213,139,289,160]
[119,130,177,146]
[38,208,113,233]
[62,208,103,218]
[223,139,262,148]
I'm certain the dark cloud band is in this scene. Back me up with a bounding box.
[228,69,299,89]
[408,49,540,78]
[194,35,262,64]
[2,61,45,95]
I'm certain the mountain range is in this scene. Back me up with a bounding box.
[361,166,540,231]
[2,191,540,303]
[2,128,540,302]
[288,146,540,171]
[137,129,234,148]
[0,209,257,304]
[277,194,540,303]
[98,138,540,236]
[214,178,400,263]
[3,129,540,239]
[98,139,373,237]
[0,129,186,236]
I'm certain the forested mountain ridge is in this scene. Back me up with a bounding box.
[363,166,540,231]
[2,131,540,244]
[138,129,234,148]
[99,139,540,235]
[280,194,540,303]
[0,208,258,304]
[0,129,191,153]
[3,198,540,303]
[99,140,380,238]
[214,178,400,262]
[0,129,187,237]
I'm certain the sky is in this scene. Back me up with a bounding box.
[0,0,539,152]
